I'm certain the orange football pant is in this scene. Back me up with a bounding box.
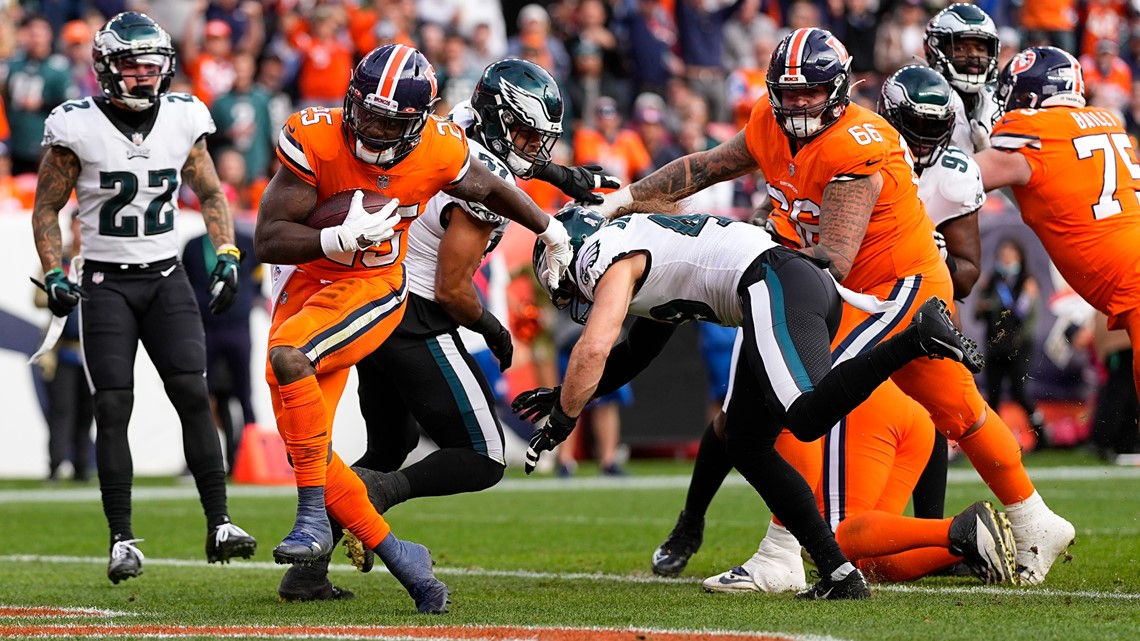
[267,268,407,549]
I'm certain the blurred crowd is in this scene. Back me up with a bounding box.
[5,0,1140,218]
[4,0,1140,474]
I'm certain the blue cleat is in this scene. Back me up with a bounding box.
[273,487,334,565]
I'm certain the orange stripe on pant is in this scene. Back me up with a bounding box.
[831,273,1035,505]
[267,268,407,549]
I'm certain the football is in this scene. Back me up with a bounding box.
[305,189,392,229]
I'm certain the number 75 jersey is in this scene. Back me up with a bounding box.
[746,99,942,293]
[41,93,213,264]
[991,106,1140,315]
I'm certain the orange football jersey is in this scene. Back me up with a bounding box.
[275,106,470,281]
[747,100,942,293]
[991,106,1140,316]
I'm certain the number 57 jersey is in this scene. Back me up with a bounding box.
[747,99,943,293]
[41,93,213,264]
[991,106,1140,319]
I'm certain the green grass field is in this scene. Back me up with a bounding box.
[2,451,1138,641]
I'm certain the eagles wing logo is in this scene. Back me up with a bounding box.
[500,78,562,135]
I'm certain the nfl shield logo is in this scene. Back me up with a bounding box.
[376,175,389,190]
[93,272,104,285]
[789,163,796,176]
[131,132,143,146]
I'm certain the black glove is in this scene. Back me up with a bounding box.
[511,386,558,423]
[208,248,241,315]
[517,389,577,475]
[468,308,513,371]
[33,268,88,317]
[536,163,621,205]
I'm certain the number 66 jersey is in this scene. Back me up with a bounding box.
[747,99,943,293]
[991,106,1140,320]
[41,93,213,264]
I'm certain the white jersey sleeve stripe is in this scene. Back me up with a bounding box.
[446,156,470,187]
[991,133,1042,151]
[277,128,314,177]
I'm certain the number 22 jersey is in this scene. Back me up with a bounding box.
[991,106,1140,319]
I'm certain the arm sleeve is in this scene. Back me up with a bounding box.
[594,317,678,396]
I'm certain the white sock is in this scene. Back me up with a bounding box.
[759,521,802,555]
[1004,491,1045,527]
[830,561,856,581]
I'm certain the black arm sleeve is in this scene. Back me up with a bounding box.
[594,318,678,396]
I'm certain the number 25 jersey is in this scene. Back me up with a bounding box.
[275,106,470,281]
[991,106,1140,317]
[42,93,213,264]
[746,100,942,293]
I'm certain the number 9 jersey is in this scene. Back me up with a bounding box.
[747,99,943,293]
[275,106,470,281]
[991,106,1140,319]
[41,93,213,264]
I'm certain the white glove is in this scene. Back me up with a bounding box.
[588,185,633,220]
[322,190,401,256]
[969,119,992,152]
[933,229,948,261]
[537,216,571,290]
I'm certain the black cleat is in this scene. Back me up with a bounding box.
[207,521,257,564]
[948,500,1018,585]
[795,567,872,600]
[651,510,705,577]
[911,296,984,373]
[107,538,144,585]
[278,561,355,602]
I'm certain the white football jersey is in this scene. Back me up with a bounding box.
[918,145,986,227]
[576,213,779,327]
[404,104,512,301]
[42,93,214,263]
[949,83,1001,154]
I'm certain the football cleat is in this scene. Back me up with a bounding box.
[651,510,704,577]
[206,521,257,564]
[1009,509,1076,585]
[107,538,145,585]
[703,526,807,593]
[911,296,984,373]
[384,539,450,614]
[947,500,1018,584]
[273,512,334,566]
[278,561,355,602]
[342,529,375,573]
[795,567,872,600]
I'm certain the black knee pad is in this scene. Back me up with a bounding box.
[93,389,134,433]
[163,372,211,414]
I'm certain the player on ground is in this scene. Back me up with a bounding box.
[30,12,256,584]
[976,46,1140,417]
[515,204,982,600]
[255,44,572,613]
[595,28,1073,586]
[276,58,619,602]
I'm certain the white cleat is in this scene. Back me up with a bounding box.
[702,523,806,593]
[1009,508,1075,585]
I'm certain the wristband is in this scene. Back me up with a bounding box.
[467,308,502,336]
[216,243,241,259]
[320,227,345,257]
[946,254,958,275]
[538,216,568,245]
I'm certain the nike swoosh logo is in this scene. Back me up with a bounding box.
[287,124,296,134]
[160,265,177,277]
[865,158,880,166]
[718,575,746,584]
[1000,118,1015,125]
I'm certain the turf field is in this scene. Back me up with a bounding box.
[1,451,1137,641]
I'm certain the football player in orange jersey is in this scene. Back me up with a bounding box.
[977,46,1140,422]
[594,28,1074,586]
[254,44,573,614]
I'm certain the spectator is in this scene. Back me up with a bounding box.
[722,0,779,71]
[632,92,681,171]
[346,0,417,55]
[181,225,262,475]
[615,0,682,99]
[1079,0,1124,58]
[573,96,651,186]
[1088,312,1138,461]
[675,0,745,123]
[507,4,570,82]
[253,51,293,133]
[205,0,265,56]
[4,14,73,175]
[997,26,1022,71]
[416,21,447,65]
[210,52,275,183]
[437,30,481,115]
[61,20,99,98]
[1017,0,1077,54]
[974,238,1049,447]
[837,0,879,80]
[1081,39,1132,118]
[875,0,929,76]
[726,32,773,129]
[568,0,624,82]
[289,6,353,109]
[183,18,236,108]
[677,120,733,214]
[568,40,627,130]
[467,20,502,72]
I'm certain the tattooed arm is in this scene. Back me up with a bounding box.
[32,146,82,274]
[182,136,235,249]
[812,172,882,282]
[631,131,759,201]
